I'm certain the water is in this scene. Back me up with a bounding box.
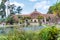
[0,27,14,34]
[20,25,44,31]
[0,25,45,34]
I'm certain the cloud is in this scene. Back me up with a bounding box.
[34,1,50,10]
[34,0,51,13]
[10,1,24,8]
[29,0,37,2]
[0,0,2,4]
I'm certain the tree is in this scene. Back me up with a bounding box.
[2,0,8,3]
[47,2,60,17]
[39,26,58,40]
[6,16,14,24]
[23,16,31,25]
[16,6,22,22]
[37,16,44,25]
[9,4,16,15]
[6,15,18,25]
[23,16,31,20]
[0,2,6,18]
[46,17,51,22]
[16,6,22,14]
[47,1,60,23]
[0,0,8,18]
[37,16,44,19]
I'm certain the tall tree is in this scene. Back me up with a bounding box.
[0,0,8,18]
[47,2,60,17]
[0,2,6,18]
[47,1,60,23]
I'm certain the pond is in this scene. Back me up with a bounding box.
[0,25,45,35]
[20,25,44,31]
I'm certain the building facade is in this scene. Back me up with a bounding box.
[18,9,55,24]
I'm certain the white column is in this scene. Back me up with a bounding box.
[44,17,46,24]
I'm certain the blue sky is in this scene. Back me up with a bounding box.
[0,0,59,14]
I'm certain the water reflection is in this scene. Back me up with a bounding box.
[20,25,44,31]
[0,25,44,34]
[0,27,14,35]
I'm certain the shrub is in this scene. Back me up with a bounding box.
[39,26,59,40]
[19,19,24,24]
[6,16,18,25]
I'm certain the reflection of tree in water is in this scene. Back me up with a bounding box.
[0,28,5,34]
[0,27,14,35]
[26,19,30,25]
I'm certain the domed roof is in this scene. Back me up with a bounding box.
[30,9,41,15]
[30,9,42,19]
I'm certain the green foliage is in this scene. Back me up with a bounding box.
[0,26,59,40]
[6,29,39,40]
[39,26,59,40]
[23,16,31,20]
[19,19,24,24]
[9,4,16,15]
[46,17,51,21]
[37,16,44,19]
[9,5,22,15]
[0,2,6,18]
[6,16,17,24]
[47,2,60,17]
[16,6,22,14]
[2,0,7,3]
[37,16,44,25]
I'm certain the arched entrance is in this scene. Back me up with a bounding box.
[34,20,37,22]
[32,19,38,23]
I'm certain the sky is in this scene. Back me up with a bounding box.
[0,0,59,14]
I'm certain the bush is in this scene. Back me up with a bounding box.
[39,26,59,40]
[7,30,39,40]
[19,19,24,24]
[6,16,18,25]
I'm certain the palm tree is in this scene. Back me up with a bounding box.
[47,0,60,16]
[47,0,60,24]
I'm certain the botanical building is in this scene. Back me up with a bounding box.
[18,9,55,24]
